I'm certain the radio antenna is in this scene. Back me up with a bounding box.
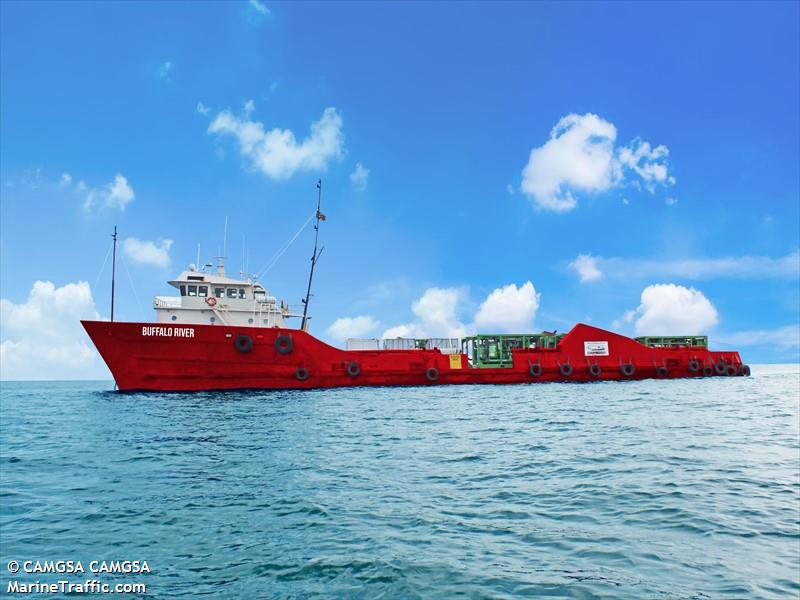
[300,180,325,332]
[111,226,117,322]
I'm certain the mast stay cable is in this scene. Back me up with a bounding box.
[119,251,146,323]
[255,210,316,279]
[91,240,114,296]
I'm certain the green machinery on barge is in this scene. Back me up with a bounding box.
[456,333,708,368]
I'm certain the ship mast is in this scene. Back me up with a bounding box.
[300,180,325,332]
[110,226,117,322]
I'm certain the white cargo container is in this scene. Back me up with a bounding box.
[346,338,381,351]
[382,338,418,350]
[424,338,461,354]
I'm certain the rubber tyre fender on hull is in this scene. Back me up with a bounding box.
[234,334,254,353]
[295,367,310,381]
[528,363,542,378]
[656,366,669,378]
[275,334,293,355]
[702,365,714,377]
[714,361,728,375]
[687,359,700,373]
[726,365,737,376]
[425,367,439,382]
[588,364,601,378]
[559,363,573,378]
[740,364,751,377]
[346,361,361,377]
[621,363,636,377]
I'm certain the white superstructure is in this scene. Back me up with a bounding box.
[153,259,300,327]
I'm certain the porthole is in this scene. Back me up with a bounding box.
[248,318,254,324]
[171,315,177,321]
[210,316,216,324]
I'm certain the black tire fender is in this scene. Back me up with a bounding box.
[714,361,727,375]
[559,363,573,377]
[275,334,293,355]
[740,364,751,377]
[425,367,439,382]
[621,363,636,377]
[687,359,700,373]
[656,366,669,378]
[234,334,254,353]
[346,361,361,377]
[529,362,542,377]
[295,367,309,381]
[589,364,601,378]
[702,365,714,377]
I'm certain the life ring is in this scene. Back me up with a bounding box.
[205,297,217,307]
[656,366,669,378]
[740,364,751,377]
[687,359,700,373]
[528,362,542,377]
[425,367,439,382]
[295,367,309,381]
[726,365,737,376]
[346,361,361,377]
[275,334,293,355]
[589,364,601,378]
[714,361,727,375]
[559,363,573,377]
[702,365,714,377]
[234,334,253,353]
[621,363,636,377]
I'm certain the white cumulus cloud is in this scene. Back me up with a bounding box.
[382,282,542,339]
[207,105,344,180]
[520,113,674,212]
[83,174,135,212]
[383,287,467,339]
[569,254,603,282]
[196,101,210,115]
[349,162,369,191]
[472,282,540,332]
[326,316,380,342]
[123,238,173,268]
[633,284,718,336]
[617,138,675,191]
[0,281,108,380]
[60,173,72,186]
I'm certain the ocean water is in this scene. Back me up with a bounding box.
[1,366,798,599]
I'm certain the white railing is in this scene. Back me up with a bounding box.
[153,296,182,309]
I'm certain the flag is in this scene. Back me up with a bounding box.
[317,211,326,221]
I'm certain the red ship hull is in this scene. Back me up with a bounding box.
[82,321,747,392]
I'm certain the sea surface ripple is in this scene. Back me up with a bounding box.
[1,365,799,598]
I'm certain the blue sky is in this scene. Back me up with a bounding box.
[1,1,798,379]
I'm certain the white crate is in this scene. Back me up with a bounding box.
[345,338,381,351]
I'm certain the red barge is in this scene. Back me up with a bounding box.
[83,187,749,392]
[83,319,749,392]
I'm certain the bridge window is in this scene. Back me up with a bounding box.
[180,285,186,296]
[238,288,246,299]
[188,285,197,297]
[198,286,208,297]
[226,288,237,299]
[214,288,224,298]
